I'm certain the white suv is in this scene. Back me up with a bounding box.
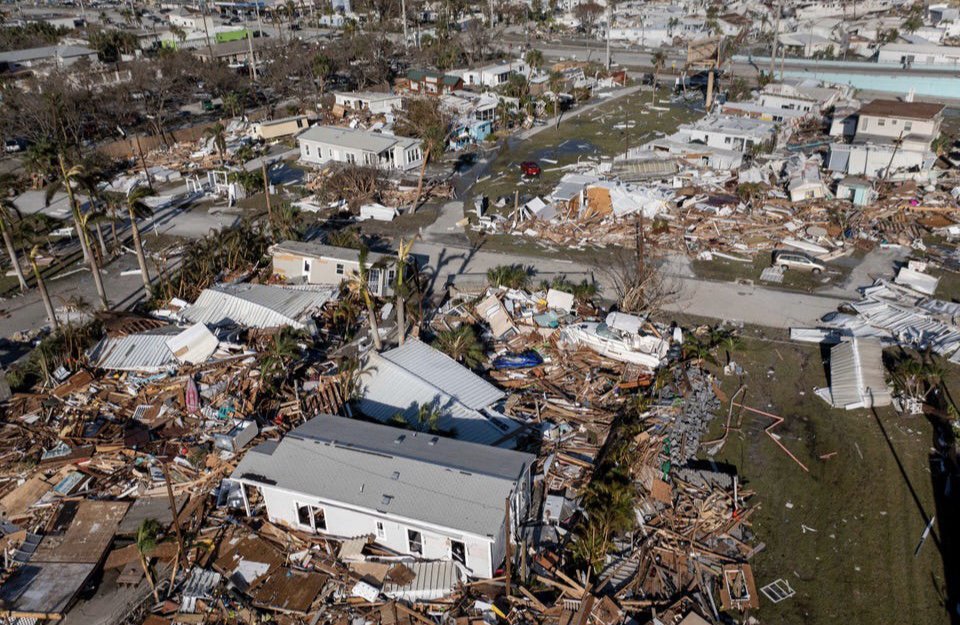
[772,250,826,274]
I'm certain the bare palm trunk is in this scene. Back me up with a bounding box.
[66,191,108,309]
[1,225,27,292]
[366,298,382,350]
[30,259,57,329]
[413,146,431,213]
[396,292,406,345]
[95,222,108,258]
[138,552,159,603]
[128,207,152,298]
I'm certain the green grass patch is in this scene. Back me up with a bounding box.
[698,334,948,624]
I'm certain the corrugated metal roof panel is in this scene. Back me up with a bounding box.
[359,352,515,447]
[87,331,177,372]
[182,283,337,329]
[379,339,504,410]
[829,338,892,409]
[382,561,464,601]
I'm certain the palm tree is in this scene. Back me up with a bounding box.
[29,245,57,330]
[487,264,530,289]
[432,325,484,370]
[710,328,742,365]
[393,237,417,345]
[124,187,155,298]
[47,154,108,310]
[525,48,544,74]
[222,91,242,118]
[345,246,382,351]
[136,518,161,603]
[260,329,301,389]
[204,122,228,166]
[0,175,28,292]
[651,50,666,104]
[413,122,448,212]
[414,401,442,432]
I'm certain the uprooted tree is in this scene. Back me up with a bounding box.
[598,213,676,315]
[317,164,384,214]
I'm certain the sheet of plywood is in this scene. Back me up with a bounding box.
[0,475,53,519]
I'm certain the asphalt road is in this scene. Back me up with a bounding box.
[415,201,851,330]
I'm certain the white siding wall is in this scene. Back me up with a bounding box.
[256,485,495,577]
[857,115,938,141]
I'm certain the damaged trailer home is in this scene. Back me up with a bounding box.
[227,414,535,579]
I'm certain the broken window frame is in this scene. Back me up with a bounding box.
[450,539,466,566]
[407,529,423,555]
[294,502,327,532]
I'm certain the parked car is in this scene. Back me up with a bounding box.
[520,161,541,177]
[772,250,826,274]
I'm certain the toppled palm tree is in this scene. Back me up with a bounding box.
[28,245,57,329]
[136,518,162,603]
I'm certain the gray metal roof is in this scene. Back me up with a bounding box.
[181,283,337,330]
[297,125,419,153]
[231,414,534,538]
[87,328,179,372]
[289,413,531,480]
[358,340,514,446]
[272,240,391,264]
[0,44,94,64]
[360,352,516,446]
[379,339,504,410]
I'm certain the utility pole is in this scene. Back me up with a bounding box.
[605,2,612,71]
[769,0,780,80]
[261,161,273,227]
[200,0,215,61]
[246,29,258,80]
[400,0,409,49]
[135,135,153,191]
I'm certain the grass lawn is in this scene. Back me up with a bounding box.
[467,89,700,216]
[690,250,860,293]
[692,330,949,624]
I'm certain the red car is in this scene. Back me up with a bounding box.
[520,161,542,177]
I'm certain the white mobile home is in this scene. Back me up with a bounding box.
[229,414,535,578]
[298,126,423,171]
[334,91,404,115]
[271,240,399,297]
